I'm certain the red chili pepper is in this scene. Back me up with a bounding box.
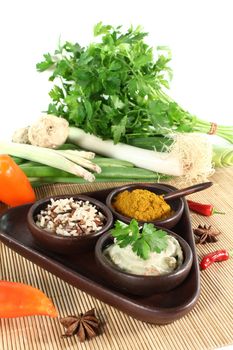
[0,281,58,318]
[0,155,36,207]
[200,249,233,270]
[187,200,225,216]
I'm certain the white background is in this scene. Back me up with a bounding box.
[0,0,233,143]
[0,2,233,349]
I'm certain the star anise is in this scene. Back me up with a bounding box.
[60,308,100,342]
[193,224,220,244]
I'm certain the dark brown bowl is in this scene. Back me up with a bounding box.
[95,228,193,296]
[27,194,113,255]
[106,183,184,229]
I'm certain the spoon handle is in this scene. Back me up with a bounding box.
[163,182,213,201]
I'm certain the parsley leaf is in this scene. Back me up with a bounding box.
[132,238,151,260]
[141,223,168,254]
[111,115,128,144]
[111,219,140,248]
[36,53,54,72]
[111,220,168,260]
[37,23,196,143]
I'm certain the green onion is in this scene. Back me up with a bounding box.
[20,165,164,180]
[12,156,27,165]
[57,143,80,150]
[20,161,44,167]
[30,177,164,187]
[93,157,134,168]
[29,174,167,187]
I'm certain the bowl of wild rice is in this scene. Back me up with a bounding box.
[27,194,113,254]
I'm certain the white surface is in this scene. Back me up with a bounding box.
[0,0,233,142]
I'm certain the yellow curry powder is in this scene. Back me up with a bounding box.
[113,189,172,221]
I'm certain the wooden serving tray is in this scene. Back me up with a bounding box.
[0,187,200,324]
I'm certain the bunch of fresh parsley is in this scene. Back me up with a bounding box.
[36,22,195,144]
[111,219,168,260]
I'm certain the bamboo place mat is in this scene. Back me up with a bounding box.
[0,168,233,350]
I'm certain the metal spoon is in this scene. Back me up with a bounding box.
[163,182,213,201]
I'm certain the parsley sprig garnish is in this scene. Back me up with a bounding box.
[111,219,168,260]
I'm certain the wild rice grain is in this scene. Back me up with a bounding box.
[36,197,106,236]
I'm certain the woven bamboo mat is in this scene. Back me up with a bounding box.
[0,168,233,350]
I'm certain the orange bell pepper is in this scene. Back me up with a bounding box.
[0,154,35,206]
[0,281,58,318]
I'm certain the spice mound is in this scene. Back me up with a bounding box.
[112,189,172,221]
[36,197,106,236]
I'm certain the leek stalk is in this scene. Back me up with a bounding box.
[68,127,214,181]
